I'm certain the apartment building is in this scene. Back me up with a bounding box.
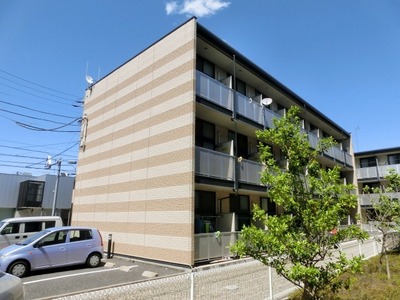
[71,18,356,266]
[355,147,400,220]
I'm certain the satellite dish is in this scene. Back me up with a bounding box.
[85,75,94,85]
[261,98,273,106]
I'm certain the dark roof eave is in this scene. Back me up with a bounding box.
[355,146,400,156]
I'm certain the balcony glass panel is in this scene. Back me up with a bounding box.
[359,192,400,207]
[379,164,400,177]
[195,231,239,261]
[196,71,233,110]
[307,132,319,149]
[345,152,353,167]
[238,158,265,185]
[263,108,281,129]
[357,166,378,179]
[195,147,234,180]
[236,93,263,125]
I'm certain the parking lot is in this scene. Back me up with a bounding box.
[21,255,188,299]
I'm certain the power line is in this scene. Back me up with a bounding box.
[16,117,81,132]
[0,74,79,101]
[0,81,78,107]
[0,107,80,126]
[0,68,80,98]
[0,99,78,119]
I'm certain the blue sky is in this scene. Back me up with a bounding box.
[0,0,399,175]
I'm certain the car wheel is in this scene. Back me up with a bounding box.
[86,253,101,268]
[8,260,29,278]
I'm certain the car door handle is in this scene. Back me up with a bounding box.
[59,247,66,251]
[23,235,27,238]
[15,236,20,239]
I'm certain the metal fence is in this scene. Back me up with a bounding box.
[55,235,389,300]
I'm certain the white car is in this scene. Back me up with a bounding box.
[0,271,25,300]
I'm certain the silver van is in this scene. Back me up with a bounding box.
[0,216,63,250]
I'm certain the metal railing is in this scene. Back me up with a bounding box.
[357,164,400,180]
[53,235,385,300]
[196,71,233,110]
[195,147,266,186]
[238,158,265,185]
[194,231,239,261]
[359,192,400,206]
[196,71,353,167]
[195,147,235,181]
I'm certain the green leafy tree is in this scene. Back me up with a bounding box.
[231,106,368,300]
[363,169,400,279]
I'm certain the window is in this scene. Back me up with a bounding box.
[195,191,216,216]
[195,191,216,233]
[69,229,93,242]
[309,123,318,134]
[24,222,42,233]
[360,157,377,168]
[261,197,276,215]
[388,154,400,165]
[1,223,20,234]
[196,55,215,78]
[229,194,251,229]
[40,230,67,246]
[228,131,249,158]
[196,119,215,150]
[17,181,45,207]
[235,78,246,95]
[44,221,56,229]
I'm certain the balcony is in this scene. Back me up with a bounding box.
[357,164,400,180]
[359,192,400,207]
[196,71,233,110]
[195,147,265,186]
[195,147,235,181]
[195,231,239,262]
[238,158,265,185]
[196,71,353,168]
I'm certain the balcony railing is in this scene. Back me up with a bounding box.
[195,147,234,181]
[195,147,265,186]
[196,71,233,110]
[196,70,353,167]
[238,158,265,185]
[359,192,400,206]
[236,93,264,125]
[357,164,400,180]
[195,231,239,261]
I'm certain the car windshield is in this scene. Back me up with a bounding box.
[16,229,52,245]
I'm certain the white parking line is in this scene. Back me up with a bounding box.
[23,268,119,285]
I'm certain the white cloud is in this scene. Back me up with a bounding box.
[165,0,230,17]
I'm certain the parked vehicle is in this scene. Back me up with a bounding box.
[0,226,104,278]
[0,216,63,249]
[0,271,25,300]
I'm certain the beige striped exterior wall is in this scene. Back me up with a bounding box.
[72,19,197,265]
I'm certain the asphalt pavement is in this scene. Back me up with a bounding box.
[22,255,188,299]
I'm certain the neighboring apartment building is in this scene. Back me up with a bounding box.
[355,147,400,221]
[71,18,356,266]
[0,173,74,224]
